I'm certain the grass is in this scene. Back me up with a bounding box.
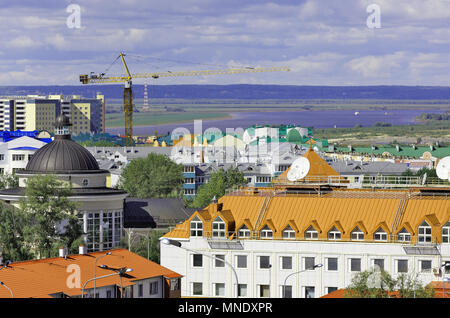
[105,111,231,128]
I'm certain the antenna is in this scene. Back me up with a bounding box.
[436,156,450,181]
[287,157,310,181]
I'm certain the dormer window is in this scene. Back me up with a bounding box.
[190,216,203,237]
[305,226,318,240]
[397,228,411,242]
[260,225,273,239]
[350,227,364,241]
[373,227,388,241]
[282,226,296,239]
[238,225,251,238]
[212,217,226,238]
[327,226,341,240]
[418,221,432,243]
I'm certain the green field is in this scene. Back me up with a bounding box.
[105,111,231,128]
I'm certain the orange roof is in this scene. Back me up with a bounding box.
[274,148,341,184]
[164,189,449,243]
[0,248,181,298]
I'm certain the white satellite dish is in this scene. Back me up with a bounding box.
[436,156,450,180]
[287,157,310,181]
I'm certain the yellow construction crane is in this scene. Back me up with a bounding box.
[80,52,290,146]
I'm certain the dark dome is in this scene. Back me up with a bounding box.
[25,137,101,174]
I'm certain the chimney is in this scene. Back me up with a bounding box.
[79,244,87,255]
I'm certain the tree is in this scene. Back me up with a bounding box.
[191,167,247,208]
[0,173,18,189]
[19,175,82,259]
[345,270,434,298]
[121,230,164,263]
[0,203,33,262]
[119,153,183,198]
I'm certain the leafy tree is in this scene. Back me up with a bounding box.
[190,167,247,208]
[345,270,434,298]
[0,173,18,189]
[0,203,33,262]
[19,175,82,259]
[119,153,183,198]
[119,230,163,263]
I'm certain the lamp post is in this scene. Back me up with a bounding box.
[131,231,151,260]
[162,238,239,298]
[82,267,133,298]
[282,264,323,298]
[0,281,13,298]
[94,252,112,297]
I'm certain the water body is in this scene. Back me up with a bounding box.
[106,109,446,136]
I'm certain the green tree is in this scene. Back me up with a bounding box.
[120,230,163,263]
[345,270,434,298]
[191,167,246,208]
[119,153,183,198]
[0,203,33,262]
[0,173,18,189]
[19,175,82,259]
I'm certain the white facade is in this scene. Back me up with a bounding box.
[161,237,450,298]
[0,136,48,175]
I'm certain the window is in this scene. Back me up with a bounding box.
[327,226,341,240]
[420,260,432,273]
[397,228,411,242]
[149,281,158,295]
[282,285,292,298]
[304,257,315,270]
[106,290,112,298]
[351,227,364,241]
[215,283,225,297]
[259,256,271,269]
[350,258,361,272]
[212,217,226,238]
[304,226,318,240]
[192,282,203,296]
[373,227,388,241]
[327,257,338,271]
[442,222,450,243]
[281,256,292,270]
[260,225,273,239]
[238,284,247,297]
[397,260,408,273]
[282,225,296,239]
[215,255,225,268]
[193,254,203,267]
[12,154,25,161]
[190,216,203,237]
[373,259,385,271]
[259,285,270,298]
[138,284,143,297]
[418,221,432,243]
[82,179,89,187]
[236,255,247,269]
[326,287,338,294]
[238,225,251,238]
[0,154,4,161]
[305,286,315,298]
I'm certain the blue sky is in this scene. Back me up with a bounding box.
[1,0,450,86]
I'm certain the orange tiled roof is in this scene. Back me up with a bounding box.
[0,248,181,298]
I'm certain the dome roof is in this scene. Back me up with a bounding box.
[25,137,101,174]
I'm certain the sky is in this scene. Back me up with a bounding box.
[1,0,450,86]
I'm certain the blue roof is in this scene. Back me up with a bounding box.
[9,146,39,150]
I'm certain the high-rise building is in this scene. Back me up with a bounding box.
[0,94,105,135]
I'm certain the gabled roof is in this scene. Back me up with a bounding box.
[0,248,181,298]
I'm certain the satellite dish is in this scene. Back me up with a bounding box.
[436,156,450,180]
[287,157,310,181]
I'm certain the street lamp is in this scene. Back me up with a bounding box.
[282,263,323,298]
[162,238,239,297]
[0,281,13,298]
[82,267,133,298]
[94,252,112,297]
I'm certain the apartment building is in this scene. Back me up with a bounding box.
[0,94,105,135]
[160,149,450,298]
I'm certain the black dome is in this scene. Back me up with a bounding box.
[25,137,101,174]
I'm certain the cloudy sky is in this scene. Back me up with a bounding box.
[1,0,450,86]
